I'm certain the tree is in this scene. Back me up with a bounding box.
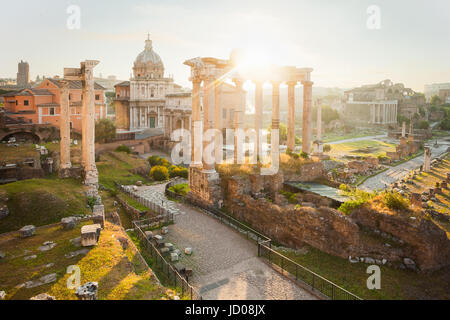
[312,105,339,125]
[431,95,441,106]
[268,122,287,143]
[95,118,116,143]
[417,120,430,129]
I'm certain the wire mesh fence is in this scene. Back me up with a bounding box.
[132,220,202,300]
[258,244,362,300]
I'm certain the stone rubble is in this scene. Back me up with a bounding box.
[75,282,98,300]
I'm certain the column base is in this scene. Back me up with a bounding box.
[187,167,223,208]
[58,166,81,179]
[83,167,99,188]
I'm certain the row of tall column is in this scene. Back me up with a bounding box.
[189,76,314,171]
[371,103,397,124]
[129,106,161,130]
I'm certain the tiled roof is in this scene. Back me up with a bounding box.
[115,81,130,87]
[1,88,53,97]
[29,88,53,96]
[47,78,106,90]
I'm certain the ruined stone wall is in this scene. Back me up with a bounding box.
[350,207,450,271]
[283,162,326,182]
[223,175,450,271]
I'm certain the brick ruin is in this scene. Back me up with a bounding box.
[219,163,450,272]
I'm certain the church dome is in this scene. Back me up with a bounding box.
[133,35,164,79]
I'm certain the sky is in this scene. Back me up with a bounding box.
[0,0,449,92]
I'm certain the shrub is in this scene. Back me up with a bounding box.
[417,120,430,129]
[323,144,331,153]
[338,188,377,215]
[148,155,161,166]
[300,151,309,159]
[168,183,190,196]
[87,196,97,210]
[115,145,131,154]
[150,166,169,181]
[382,191,410,211]
[148,155,170,167]
[173,167,188,179]
[280,190,297,204]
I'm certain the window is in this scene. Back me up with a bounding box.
[95,94,100,100]
[49,107,55,115]
[151,87,155,97]
[24,100,29,106]
[222,108,227,119]
[69,94,71,100]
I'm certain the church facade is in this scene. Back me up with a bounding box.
[114,36,190,136]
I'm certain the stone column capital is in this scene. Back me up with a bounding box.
[190,76,202,84]
[301,80,314,87]
[286,81,297,87]
[271,80,281,87]
[232,77,244,88]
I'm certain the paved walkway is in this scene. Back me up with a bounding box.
[133,183,316,300]
[360,138,450,191]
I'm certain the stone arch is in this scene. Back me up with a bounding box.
[0,131,41,143]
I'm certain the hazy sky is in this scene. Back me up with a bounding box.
[1,0,448,91]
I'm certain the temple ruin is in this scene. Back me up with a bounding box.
[183,52,313,207]
[59,60,99,187]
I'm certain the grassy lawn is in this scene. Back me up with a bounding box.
[127,230,190,299]
[97,152,151,191]
[117,192,149,212]
[276,243,450,300]
[329,140,395,160]
[322,130,384,143]
[0,143,38,162]
[0,176,90,234]
[0,220,170,300]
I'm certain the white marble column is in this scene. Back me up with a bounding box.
[81,60,99,186]
[254,81,263,162]
[302,81,313,154]
[287,81,296,151]
[203,75,215,172]
[190,77,202,167]
[233,78,244,164]
[59,80,71,171]
[272,81,281,161]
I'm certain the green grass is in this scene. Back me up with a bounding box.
[127,230,190,299]
[276,244,450,300]
[97,152,151,191]
[0,176,90,234]
[329,140,395,159]
[117,192,149,212]
[168,183,190,196]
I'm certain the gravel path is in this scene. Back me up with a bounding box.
[134,183,316,300]
[360,138,450,191]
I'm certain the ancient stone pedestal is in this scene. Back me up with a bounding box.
[92,205,105,228]
[424,146,431,172]
[75,282,98,300]
[61,217,76,230]
[81,224,101,247]
[187,167,223,208]
[30,293,56,300]
[19,225,35,238]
